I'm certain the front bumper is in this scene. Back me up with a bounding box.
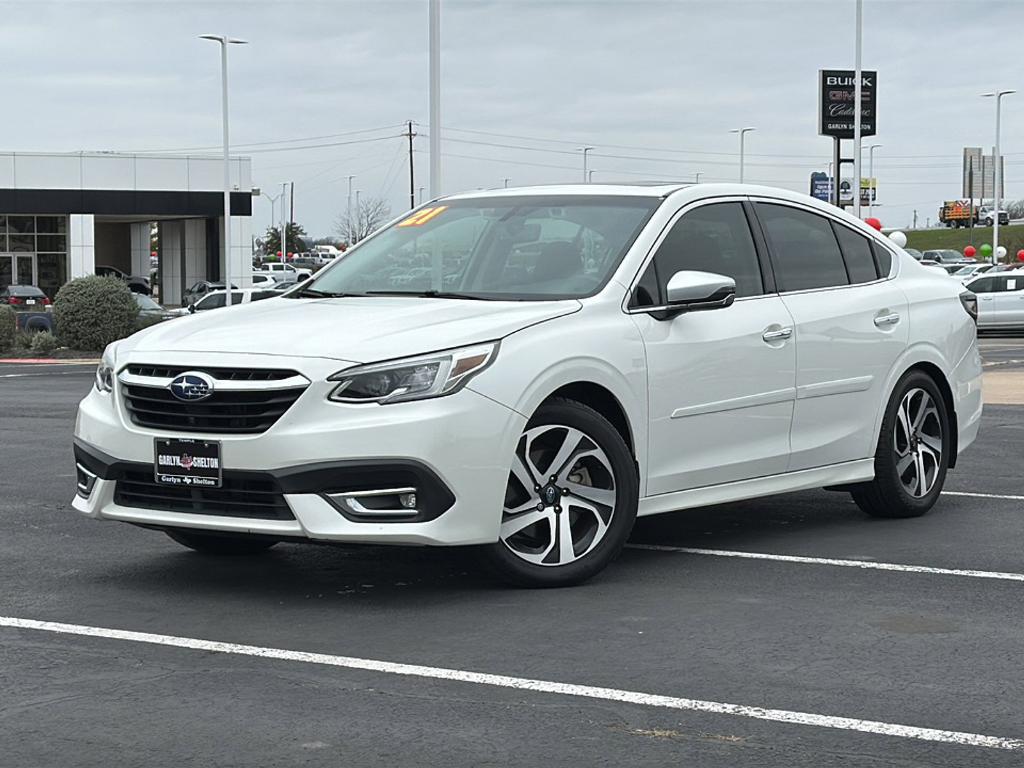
[72,352,526,546]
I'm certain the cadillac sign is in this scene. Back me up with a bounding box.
[819,69,877,138]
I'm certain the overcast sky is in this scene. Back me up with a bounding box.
[3,0,1022,237]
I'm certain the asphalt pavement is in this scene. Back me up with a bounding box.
[2,343,1024,767]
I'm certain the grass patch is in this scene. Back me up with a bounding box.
[905,223,1024,260]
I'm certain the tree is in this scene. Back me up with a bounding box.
[335,197,391,245]
[263,222,308,256]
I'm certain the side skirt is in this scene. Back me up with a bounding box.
[637,459,875,518]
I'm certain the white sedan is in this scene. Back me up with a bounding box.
[73,183,981,587]
[966,272,1024,329]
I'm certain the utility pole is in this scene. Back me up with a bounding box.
[289,182,294,235]
[502,177,510,188]
[354,190,361,243]
[280,182,287,260]
[694,172,703,184]
[912,209,918,229]
[407,120,417,210]
[580,146,594,182]
[428,0,441,197]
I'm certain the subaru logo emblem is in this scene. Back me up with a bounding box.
[169,371,215,402]
[544,486,558,505]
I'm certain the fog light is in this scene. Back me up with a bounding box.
[400,492,417,509]
[75,463,98,498]
[325,487,420,519]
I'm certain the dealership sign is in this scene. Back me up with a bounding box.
[809,172,832,202]
[819,69,877,138]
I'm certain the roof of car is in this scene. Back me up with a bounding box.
[3,284,46,294]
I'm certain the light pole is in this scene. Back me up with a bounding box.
[587,169,595,183]
[580,146,594,182]
[730,127,755,183]
[502,177,510,188]
[261,190,282,258]
[354,190,361,243]
[694,172,703,184]
[280,182,288,261]
[862,143,881,218]
[200,34,247,303]
[852,0,863,218]
[429,0,441,197]
[346,175,355,245]
[982,89,1015,263]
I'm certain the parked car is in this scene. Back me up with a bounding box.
[904,248,924,260]
[189,288,278,313]
[254,262,312,282]
[73,183,981,587]
[290,256,322,272]
[251,273,277,288]
[965,272,1024,329]
[95,265,151,296]
[1,284,53,332]
[922,249,972,264]
[182,281,238,307]
[951,263,993,281]
[134,293,182,322]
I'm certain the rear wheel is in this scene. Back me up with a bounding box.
[165,529,278,555]
[851,371,950,518]
[478,399,638,587]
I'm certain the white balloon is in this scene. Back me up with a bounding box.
[997,245,1008,259]
[889,231,908,248]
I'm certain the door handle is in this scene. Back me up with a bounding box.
[874,312,900,327]
[762,327,793,342]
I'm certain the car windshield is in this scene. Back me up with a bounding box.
[134,294,161,310]
[953,266,976,275]
[303,195,658,300]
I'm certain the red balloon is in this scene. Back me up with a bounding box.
[276,251,282,257]
[864,217,882,231]
[1017,250,1024,262]
[964,245,977,258]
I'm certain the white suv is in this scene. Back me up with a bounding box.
[73,184,983,587]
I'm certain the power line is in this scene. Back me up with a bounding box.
[132,124,406,154]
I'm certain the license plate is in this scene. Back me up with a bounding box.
[154,438,222,488]
[25,299,35,305]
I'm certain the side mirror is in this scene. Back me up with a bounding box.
[664,270,736,312]
[188,303,196,314]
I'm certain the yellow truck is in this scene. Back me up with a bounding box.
[939,200,978,228]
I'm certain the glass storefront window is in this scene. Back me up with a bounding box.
[36,253,67,300]
[0,215,69,296]
[35,216,66,234]
[7,216,34,234]
[37,235,66,252]
[9,234,34,252]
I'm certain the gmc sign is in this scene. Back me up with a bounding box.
[819,68,877,138]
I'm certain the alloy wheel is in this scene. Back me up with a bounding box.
[501,424,617,567]
[893,387,943,498]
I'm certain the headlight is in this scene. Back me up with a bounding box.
[94,344,117,393]
[328,342,498,404]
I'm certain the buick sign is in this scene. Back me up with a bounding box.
[169,372,215,402]
[819,68,877,138]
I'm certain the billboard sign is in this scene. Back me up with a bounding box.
[860,177,876,204]
[810,172,832,202]
[819,69,877,138]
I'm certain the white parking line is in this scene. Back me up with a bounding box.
[943,490,1024,502]
[1,616,1020,751]
[626,545,1024,583]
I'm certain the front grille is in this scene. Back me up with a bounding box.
[120,366,307,434]
[126,365,296,381]
[114,468,294,520]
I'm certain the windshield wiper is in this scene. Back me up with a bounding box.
[290,287,366,299]
[364,290,497,301]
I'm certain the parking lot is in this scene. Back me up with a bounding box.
[2,338,1024,767]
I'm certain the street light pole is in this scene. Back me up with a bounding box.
[428,0,441,197]
[261,191,282,258]
[579,147,594,182]
[694,172,703,184]
[983,89,1015,264]
[354,190,361,243]
[862,143,881,218]
[346,175,355,245]
[200,34,247,305]
[853,0,863,219]
[730,127,755,183]
[280,182,288,261]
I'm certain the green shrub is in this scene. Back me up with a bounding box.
[29,330,58,356]
[0,306,15,351]
[54,276,138,352]
[12,330,33,351]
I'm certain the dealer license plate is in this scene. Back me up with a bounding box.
[154,438,222,488]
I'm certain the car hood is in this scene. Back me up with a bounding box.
[118,296,581,363]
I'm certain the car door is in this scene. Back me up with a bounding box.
[752,201,909,470]
[628,200,796,494]
[968,276,1000,327]
[991,275,1024,326]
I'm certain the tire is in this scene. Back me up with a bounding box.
[477,398,639,587]
[165,529,278,555]
[850,371,951,518]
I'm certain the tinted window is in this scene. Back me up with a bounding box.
[832,224,878,284]
[634,203,763,305]
[196,293,225,309]
[872,243,892,276]
[968,276,999,293]
[252,291,276,301]
[756,203,849,291]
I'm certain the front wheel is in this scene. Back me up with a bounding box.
[165,529,279,555]
[850,371,950,518]
[478,398,638,587]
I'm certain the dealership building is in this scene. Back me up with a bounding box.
[0,151,254,305]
